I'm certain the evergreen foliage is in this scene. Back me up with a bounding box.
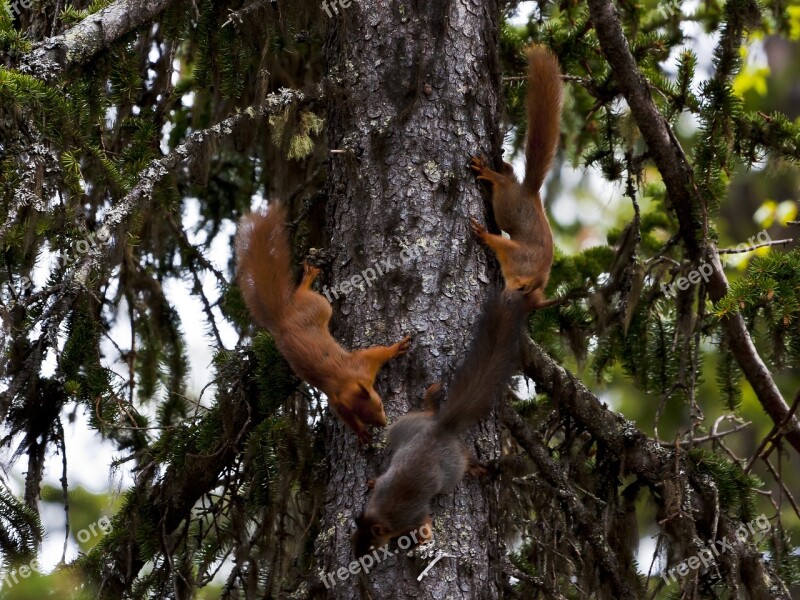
[0,0,798,597]
[0,487,42,565]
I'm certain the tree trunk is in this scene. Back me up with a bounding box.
[317,1,505,598]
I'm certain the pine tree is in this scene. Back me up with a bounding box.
[0,0,799,598]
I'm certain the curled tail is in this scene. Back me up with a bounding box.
[235,203,294,332]
[523,45,564,195]
[436,293,527,433]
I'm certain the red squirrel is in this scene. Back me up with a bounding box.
[235,203,412,444]
[352,292,526,555]
[470,45,563,309]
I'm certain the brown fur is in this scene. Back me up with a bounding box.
[352,294,526,556]
[236,204,411,444]
[470,45,563,309]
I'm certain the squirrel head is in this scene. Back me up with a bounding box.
[342,381,387,427]
[352,512,391,557]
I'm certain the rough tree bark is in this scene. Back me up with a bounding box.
[316,1,507,598]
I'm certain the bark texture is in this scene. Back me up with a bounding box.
[316,1,506,598]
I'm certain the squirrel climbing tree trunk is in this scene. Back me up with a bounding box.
[316,1,507,598]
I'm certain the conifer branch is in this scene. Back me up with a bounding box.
[18,0,179,82]
[222,0,271,29]
[86,345,297,596]
[0,94,306,528]
[657,418,752,447]
[718,238,794,254]
[75,90,305,282]
[521,337,792,599]
[745,390,800,474]
[587,0,800,456]
[1,91,304,429]
[500,398,638,600]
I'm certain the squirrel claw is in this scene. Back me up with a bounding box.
[469,155,488,173]
[469,217,487,237]
[395,336,413,355]
[470,156,500,185]
[303,261,321,278]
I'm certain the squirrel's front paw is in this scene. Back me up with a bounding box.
[395,336,413,355]
[303,261,321,279]
[469,155,488,172]
[469,217,487,238]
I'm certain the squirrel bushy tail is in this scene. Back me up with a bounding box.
[436,293,527,433]
[235,203,294,331]
[468,45,561,302]
[523,45,564,195]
